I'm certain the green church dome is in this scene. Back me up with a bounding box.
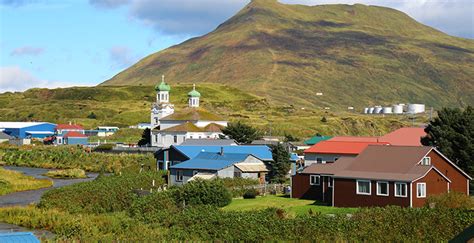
[155,75,171,91]
[188,84,201,97]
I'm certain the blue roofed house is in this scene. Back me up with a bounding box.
[169,148,270,185]
[0,122,56,139]
[155,145,274,171]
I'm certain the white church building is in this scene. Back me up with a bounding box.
[150,76,228,147]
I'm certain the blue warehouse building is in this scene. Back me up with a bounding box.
[0,122,57,139]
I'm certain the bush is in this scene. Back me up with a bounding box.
[38,172,165,214]
[94,144,114,152]
[220,177,260,197]
[426,192,474,209]
[44,169,87,179]
[173,179,232,207]
[243,188,259,199]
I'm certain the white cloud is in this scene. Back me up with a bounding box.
[10,46,44,56]
[109,46,140,69]
[0,66,78,93]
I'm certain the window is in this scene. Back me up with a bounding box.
[395,182,407,197]
[421,157,431,166]
[176,170,183,182]
[417,183,426,198]
[328,177,333,187]
[334,157,339,161]
[316,158,323,164]
[356,180,371,195]
[376,181,389,196]
[173,135,178,143]
[310,175,320,185]
[234,171,242,178]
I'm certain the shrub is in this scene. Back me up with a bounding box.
[128,190,179,225]
[44,169,87,179]
[426,192,474,209]
[243,188,259,199]
[38,172,165,214]
[94,144,115,152]
[220,177,259,197]
[173,179,232,207]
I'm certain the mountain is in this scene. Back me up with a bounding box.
[101,0,474,109]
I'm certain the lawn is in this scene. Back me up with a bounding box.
[222,195,357,216]
[0,167,53,195]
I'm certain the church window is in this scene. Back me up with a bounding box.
[173,135,178,143]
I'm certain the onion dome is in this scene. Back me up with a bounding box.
[187,84,201,97]
[155,75,171,91]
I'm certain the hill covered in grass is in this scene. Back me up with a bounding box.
[0,85,425,138]
[102,0,474,109]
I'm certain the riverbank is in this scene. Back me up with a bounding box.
[0,167,52,196]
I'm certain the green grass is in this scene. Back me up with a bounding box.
[222,195,357,216]
[0,167,53,195]
[44,169,87,179]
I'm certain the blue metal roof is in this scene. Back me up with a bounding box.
[0,232,40,243]
[173,145,273,161]
[290,153,300,161]
[170,152,252,170]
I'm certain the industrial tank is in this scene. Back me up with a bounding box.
[393,104,404,114]
[374,106,383,114]
[407,104,425,114]
[363,108,369,114]
[382,107,393,114]
[368,107,375,114]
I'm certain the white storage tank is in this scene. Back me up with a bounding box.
[363,107,369,114]
[407,104,425,114]
[382,107,393,114]
[393,104,404,114]
[368,107,375,114]
[374,106,383,114]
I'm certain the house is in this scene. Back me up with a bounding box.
[303,140,389,166]
[150,77,228,147]
[0,122,56,139]
[292,145,471,208]
[304,135,332,146]
[62,131,88,145]
[97,126,119,137]
[180,139,238,146]
[55,124,85,145]
[169,149,270,185]
[155,145,273,171]
[0,132,12,143]
[0,232,40,243]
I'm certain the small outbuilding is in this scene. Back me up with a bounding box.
[63,131,88,145]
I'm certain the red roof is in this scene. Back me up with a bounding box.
[381,127,426,146]
[304,140,390,155]
[56,124,84,130]
[64,131,87,138]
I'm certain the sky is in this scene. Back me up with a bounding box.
[0,0,473,93]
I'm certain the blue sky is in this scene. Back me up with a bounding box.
[0,0,473,93]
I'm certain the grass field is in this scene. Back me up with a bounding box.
[222,195,357,216]
[44,169,87,179]
[0,167,53,195]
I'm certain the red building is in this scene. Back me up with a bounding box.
[292,145,471,207]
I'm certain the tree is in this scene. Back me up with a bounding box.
[87,112,97,119]
[138,128,151,146]
[222,121,262,144]
[268,143,291,183]
[284,133,299,142]
[421,106,473,177]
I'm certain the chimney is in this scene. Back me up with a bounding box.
[220,147,224,156]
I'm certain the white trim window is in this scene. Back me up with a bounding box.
[421,157,431,166]
[376,181,389,196]
[176,170,184,182]
[395,182,407,197]
[316,158,323,164]
[356,180,371,195]
[417,183,426,198]
[310,175,320,185]
[328,177,333,187]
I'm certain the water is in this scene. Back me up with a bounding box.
[0,166,99,207]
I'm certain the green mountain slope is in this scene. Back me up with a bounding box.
[101,0,474,109]
[0,85,424,138]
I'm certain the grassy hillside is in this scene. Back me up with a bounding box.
[102,0,474,109]
[0,85,427,139]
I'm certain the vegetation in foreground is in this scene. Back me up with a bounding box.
[0,144,155,173]
[43,169,87,179]
[0,167,52,195]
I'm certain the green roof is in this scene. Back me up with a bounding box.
[155,81,171,92]
[304,135,332,145]
[188,84,201,97]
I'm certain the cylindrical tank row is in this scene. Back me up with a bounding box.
[407,104,425,114]
[393,104,404,114]
[382,107,392,114]
[363,103,425,114]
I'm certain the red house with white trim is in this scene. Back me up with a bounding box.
[292,145,471,207]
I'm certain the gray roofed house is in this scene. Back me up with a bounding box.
[180,139,238,146]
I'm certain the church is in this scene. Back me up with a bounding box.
[150,76,228,147]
